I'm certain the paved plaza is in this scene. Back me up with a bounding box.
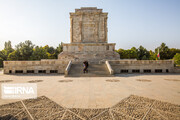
[0,73,180,119]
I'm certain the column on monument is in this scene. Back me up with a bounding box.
[95,21,98,43]
[70,17,73,43]
[104,16,108,43]
[79,21,82,42]
[95,14,99,43]
[79,14,83,42]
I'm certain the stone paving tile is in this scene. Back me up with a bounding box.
[0,95,180,120]
[91,110,113,120]
[62,110,83,120]
[112,101,149,120]
[152,100,180,115]
[22,96,50,108]
[144,109,165,120]
[0,101,24,117]
[156,109,180,120]
[0,111,29,120]
[125,95,155,106]
[39,110,65,120]
[13,110,32,120]
[110,110,135,120]
[23,96,65,120]
[69,108,107,120]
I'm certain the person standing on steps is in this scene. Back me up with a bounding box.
[83,61,89,73]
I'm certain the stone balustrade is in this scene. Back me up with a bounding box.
[108,60,175,74]
[105,61,114,75]
[3,59,69,74]
[65,61,72,76]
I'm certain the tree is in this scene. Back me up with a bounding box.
[129,47,138,59]
[116,49,123,56]
[155,43,170,59]
[55,43,63,56]
[7,51,20,60]
[0,50,7,60]
[30,46,48,60]
[116,47,138,59]
[0,57,3,67]
[47,46,55,54]
[137,46,150,60]
[4,41,14,55]
[42,45,58,59]
[0,41,14,60]
[46,52,56,59]
[15,40,35,60]
[0,41,14,67]
[173,53,180,65]
[149,50,156,60]
[168,48,180,59]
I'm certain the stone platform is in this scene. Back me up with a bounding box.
[58,51,119,63]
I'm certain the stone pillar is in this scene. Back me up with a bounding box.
[46,70,50,74]
[34,70,38,74]
[70,17,73,43]
[95,14,100,43]
[162,69,166,73]
[140,69,144,73]
[23,70,27,74]
[79,21,82,42]
[12,70,15,74]
[104,16,108,42]
[151,69,155,73]
[95,21,99,42]
[80,14,83,42]
[129,69,132,73]
[4,69,9,74]
[169,69,173,73]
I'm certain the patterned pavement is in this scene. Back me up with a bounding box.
[0,95,180,120]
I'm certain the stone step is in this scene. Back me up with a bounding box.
[66,74,114,77]
[66,63,111,77]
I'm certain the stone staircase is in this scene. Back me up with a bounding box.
[66,63,112,77]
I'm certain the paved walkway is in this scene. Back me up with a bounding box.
[0,74,180,109]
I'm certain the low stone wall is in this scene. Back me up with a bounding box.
[3,59,69,74]
[174,66,180,73]
[109,60,175,74]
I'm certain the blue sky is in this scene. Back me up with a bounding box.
[0,0,180,50]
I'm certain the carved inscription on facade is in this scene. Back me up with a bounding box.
[70,7,108,43]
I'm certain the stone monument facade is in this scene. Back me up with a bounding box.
[58,7,120,62]
[70,7,107,43]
